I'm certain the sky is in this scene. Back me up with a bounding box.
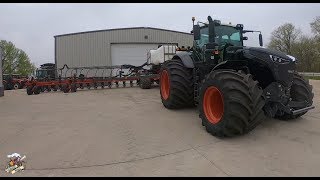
[0,3,319,67]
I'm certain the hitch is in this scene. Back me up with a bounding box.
[291,106,315,115]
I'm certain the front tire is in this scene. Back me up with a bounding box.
[160,59,194,109]
[199,70,265,137]
[275,73,314,120]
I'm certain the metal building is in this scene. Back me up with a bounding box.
[54,27,193,76]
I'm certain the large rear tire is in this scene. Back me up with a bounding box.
[160,59,194,109]
[275,72,314,120]
[199,70,265,137]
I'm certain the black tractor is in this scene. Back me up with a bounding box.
[35,63,56,80]
[159,16,314,137]
[32,63,56,92]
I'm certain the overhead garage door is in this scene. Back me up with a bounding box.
[111,44,160,66]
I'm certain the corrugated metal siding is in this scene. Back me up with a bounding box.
[55,28,193,73]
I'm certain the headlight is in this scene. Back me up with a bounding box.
[286,55,296,62]
[269,55,290,64]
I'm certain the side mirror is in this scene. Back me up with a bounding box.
[259,33,263,47]
[193,25,200,40]
[242,36,248,40]
[236,24,244,30]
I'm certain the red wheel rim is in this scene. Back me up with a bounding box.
[160,70,170,100]
[203,86,224,124]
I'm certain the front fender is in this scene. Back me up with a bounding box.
[212,60,248,72]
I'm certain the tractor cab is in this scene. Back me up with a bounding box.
[191,16,263,64]
[35,63,56,80]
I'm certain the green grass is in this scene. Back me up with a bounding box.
[303,76,320,80]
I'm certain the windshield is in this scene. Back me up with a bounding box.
[196,25,242,47]
[196,27,209,48]
[215,25,242,46]
[36,70,47,78]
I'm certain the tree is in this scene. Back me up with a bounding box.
[310,16,320,50]
[310,16,320,36]
[268,23,301,55]
[0,40,36,76]
[310,16,320,72]
[292,35,318,72]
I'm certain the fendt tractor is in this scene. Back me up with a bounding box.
[159,16,315,137]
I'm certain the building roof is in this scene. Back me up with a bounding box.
[54,27,192,38]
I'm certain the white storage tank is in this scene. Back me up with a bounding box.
[147,45,177,65]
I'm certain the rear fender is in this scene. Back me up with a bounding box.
[172,52,194,68]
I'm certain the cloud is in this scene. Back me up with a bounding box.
[0,3,319,66]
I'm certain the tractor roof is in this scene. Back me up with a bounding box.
[199,22,237,28]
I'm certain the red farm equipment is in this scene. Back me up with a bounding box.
[3,74,28,90]
[25,63,160,95]
[25,44,182,95]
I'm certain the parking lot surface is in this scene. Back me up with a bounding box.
[0,80,319,176]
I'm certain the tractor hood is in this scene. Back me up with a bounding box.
[242,46,296,87]
[249,47,290,59]
[245,47,294,64]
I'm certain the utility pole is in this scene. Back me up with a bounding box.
[0,46,3,97]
